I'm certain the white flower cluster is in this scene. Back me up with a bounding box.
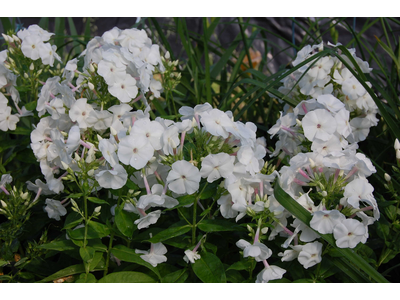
[77,26,165,105]
[1,25,62,132]
[0,46,25,131]
[266,42,381,270]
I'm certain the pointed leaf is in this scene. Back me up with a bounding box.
[111,245,161,279]
[98,271,157,283]
[192,251,226,283]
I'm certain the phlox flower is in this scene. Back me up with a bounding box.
[0,106,19,131]
[69,98,94,130]
[38,43,60,67]
[98,60,126,85]
[134,210,162,229]
[108,73,138,103]
[99,138,119,167]
[236,239,272,262]
[135,242,167,267]
[256,265,286,283]
[183,249,201,264]
[317,94,345,113]
[95,164,127,189]
[86,110,113,133]
[297,241,323,269]
[131,118,164,151]
[167,160,201,195]
[200,108,233,139]
[200,153,235,183]
[44,198,67,221]
[237,144,266,175]
[333,219,366,248]
[310,210,346,234]
[20,34,42,60]
[117,133,154,170]
[302,109,336,141]
[343,178,375,209]
[217,194,238,219]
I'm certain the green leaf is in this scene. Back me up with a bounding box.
[115,206,137,238]
[98,271,157,283]
[0,260,9,267]
[111,245,161,279]
[87,197,109,205]
[75,273,97,283]
[147,225,191,243]
[226,260,251,271]
[273,182,389,283]
[67,221,110,240]
[0,17,13,33]
[161,268,189,283]
[63,212,83,230]
[37,264,85,283]
[37,239,77,251]
[197,219,246,233]
[192,251,226,283]
[79,246,95,262]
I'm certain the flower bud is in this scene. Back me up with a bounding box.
[88,82,95,90]
[87,169,95,177]
[384,173,391,182]
[261,227,269,234]
[37,69,43,75]
[12,35,20,43]
[1,200,7,208]
[309,158,316,169]
[321,191,327,197]
[165,51,170,59]
[29,63,35,71]
[110,126,117,136]
[296,119,302,127]
[395,139,400,150]
[89,63,95,73]
[61,161,70,171]
[24,73,29,78]
[74,152,81,162]
[21,192,29,200]
[396,149,400,160]
[94,206,101,213]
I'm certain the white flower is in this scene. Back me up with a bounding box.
[135,242,167,267]
[256,265,286,283]
[302,109,337,141]
[343,178,375,209]
[99,138,119,167]
[183,249,201,264]
[200,153,235,183]
[297,241,323,269]
[333,219,366,248]
[134,210,162,229]
[44,199,67,221]
[310,210,346,234]
[69,98,94,130]
[20,34,42,60]
[131,118,164,151]
[167,160,201,195]
[95,164,128,189]
[117,133,154,170]
[236,239,272,262]
[200,108,233,138]
[108,73,138,103]
[0,106,19,131]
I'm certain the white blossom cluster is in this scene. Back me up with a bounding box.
[264,42,381,273]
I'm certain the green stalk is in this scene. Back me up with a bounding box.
[192,195,197,247]
[104,193,121,276]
